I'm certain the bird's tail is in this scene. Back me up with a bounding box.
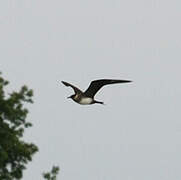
[94,100,104,105]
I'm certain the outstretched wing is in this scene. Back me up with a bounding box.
[84,79,132,98]
[61,81,83,94]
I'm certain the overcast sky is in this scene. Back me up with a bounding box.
[0,0,181,180]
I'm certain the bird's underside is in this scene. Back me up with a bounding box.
[62,79,132,105]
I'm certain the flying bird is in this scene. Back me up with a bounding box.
[62,79,132,105]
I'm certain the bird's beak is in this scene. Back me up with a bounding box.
[67,96,71,99]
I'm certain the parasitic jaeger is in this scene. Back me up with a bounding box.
[61,79,132,105]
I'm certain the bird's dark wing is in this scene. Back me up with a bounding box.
[61,81,83,94]
[84,79,132,98]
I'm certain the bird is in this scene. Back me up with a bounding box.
[62,79,132,105]
[61,79,132,105]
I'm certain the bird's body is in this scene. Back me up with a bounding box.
[62,79,131,105]
[78,97,93,105]
[70,93,93,104]
[68,93,102,105]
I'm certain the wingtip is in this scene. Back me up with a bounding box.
[127,80,132,83]
[61,81,70,87]
[124,79,132,83]
[61,81,66,85]
[118,79,132,83]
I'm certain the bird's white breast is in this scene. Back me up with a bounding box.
[79,97,93,105]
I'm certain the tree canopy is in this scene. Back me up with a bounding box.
[0,73,59,180]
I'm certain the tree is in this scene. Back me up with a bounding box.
[43,166,60,180]
[0,73,59,180]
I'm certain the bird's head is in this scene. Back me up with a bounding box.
[67,94,75,100]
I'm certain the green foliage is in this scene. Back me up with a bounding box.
[0,73,38,180]
[43,166,60,180]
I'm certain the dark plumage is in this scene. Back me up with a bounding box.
[62,79,132,105]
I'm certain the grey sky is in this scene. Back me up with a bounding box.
[0,0,181,180]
